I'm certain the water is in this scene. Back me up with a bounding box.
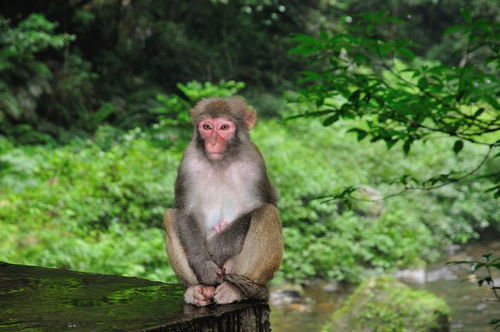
[270,241,500,331]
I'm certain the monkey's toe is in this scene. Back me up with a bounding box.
[213,282,243,304]
[184,285,213,306]
[202,285,216,299]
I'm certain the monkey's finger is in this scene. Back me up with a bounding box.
[193,286,207,301]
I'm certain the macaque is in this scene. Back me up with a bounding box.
[163,97,283,306]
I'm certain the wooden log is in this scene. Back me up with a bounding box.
[0,262,270,331]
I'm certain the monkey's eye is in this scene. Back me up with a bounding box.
[202,124,212,130]
[220,124,230,130]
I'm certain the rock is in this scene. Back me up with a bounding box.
[269,284,304,305]
[395,268,426,284]
[325,275,450,332]
[269,284,312,312]
[0,262,270,331]
[426,266,460,282]
[322,280,340,292]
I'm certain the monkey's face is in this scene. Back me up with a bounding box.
[198,117,236,160]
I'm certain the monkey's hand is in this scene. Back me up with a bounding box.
[194,257,225,285]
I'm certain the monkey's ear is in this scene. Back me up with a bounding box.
[246,109,257,130]
[190,99,209,119]
[189,107,199,119]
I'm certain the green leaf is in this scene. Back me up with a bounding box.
[323,114,339,126]
[453,140,464,154]
[348,89,361,102]
[445,25,463,35]
[417,77,428,90]
[481,253,492,261]
[288,46,318,56]
[347,128,368,141]
[483,95,500,110]
[403,139,412,155]
[471,262,485,272]
[473,108,484,118]
[290,34,321,46]
[398,47,415,60]
[461,9,472,23]
[385,138,398,149]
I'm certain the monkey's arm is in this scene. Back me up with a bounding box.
[174,212,224,285]
[206,210,253,266]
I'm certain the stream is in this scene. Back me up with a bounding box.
[270,240,500,331]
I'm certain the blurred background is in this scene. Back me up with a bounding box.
[0,0,498,331]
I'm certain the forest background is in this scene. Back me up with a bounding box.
[0,0,498,300]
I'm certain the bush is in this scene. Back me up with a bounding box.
[0,111,497,283]
[0,129,179,281]
[324,276,450,331]
[255,116,498,283]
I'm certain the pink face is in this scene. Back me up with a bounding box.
[198,117,236,160]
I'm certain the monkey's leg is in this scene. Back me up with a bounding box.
[163,209,216,306]
[214,203,284,304]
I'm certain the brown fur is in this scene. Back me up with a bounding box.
[163,209,198,286]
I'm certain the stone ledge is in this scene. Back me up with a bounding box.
[0,262,270,332]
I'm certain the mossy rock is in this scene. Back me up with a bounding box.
[324,276,450,332]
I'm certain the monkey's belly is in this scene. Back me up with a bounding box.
[203,200,245,228]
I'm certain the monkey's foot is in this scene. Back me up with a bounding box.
[213,220,228,233]
[213,281,243,304]
[184,285,215,306]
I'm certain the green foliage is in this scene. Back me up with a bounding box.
[2,1,497,140]
[323,276,450,331]
[1,115,497,283]
[290,11,500,198]
[177,80,245,102]
[3,1,303,140]
[259,115,499,283]
[0,14,74,137]
[0,130,179,281]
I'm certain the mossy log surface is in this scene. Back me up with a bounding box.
[0,262,270,332]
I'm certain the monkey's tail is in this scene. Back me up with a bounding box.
[224,273,269,301]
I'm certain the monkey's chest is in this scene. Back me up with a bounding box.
[195,184,257,229]
[188,172,260,231]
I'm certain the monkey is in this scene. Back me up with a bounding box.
[163,97,283,306]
